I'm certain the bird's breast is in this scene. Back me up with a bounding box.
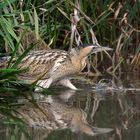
[71,56,87,73]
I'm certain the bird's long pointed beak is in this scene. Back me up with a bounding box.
[92,45,113,54]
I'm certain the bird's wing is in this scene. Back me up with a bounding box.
[18,50,70,82]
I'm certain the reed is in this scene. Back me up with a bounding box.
[0,0,139,137]
[0,0,139,71]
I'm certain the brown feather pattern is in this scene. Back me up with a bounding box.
[18,49,73,83]
[1,45,111,90]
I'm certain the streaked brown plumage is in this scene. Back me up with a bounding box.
[0,44,112,90]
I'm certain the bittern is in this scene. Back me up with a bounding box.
[1,44,112,91]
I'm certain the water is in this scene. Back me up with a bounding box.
[0,73,140,140]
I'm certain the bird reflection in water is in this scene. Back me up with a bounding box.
[15,90,113,139]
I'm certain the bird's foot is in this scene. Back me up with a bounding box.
[59,79,78,90]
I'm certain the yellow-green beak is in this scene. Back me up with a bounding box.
[92,45,113,53]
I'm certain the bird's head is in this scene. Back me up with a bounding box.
[70,44,112,71]
[78,44,113,58]
[70,44,112,58]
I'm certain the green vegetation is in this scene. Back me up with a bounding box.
[0,0,140,70]
[0,0,140,138]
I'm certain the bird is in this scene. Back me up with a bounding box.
[1,44,112,91]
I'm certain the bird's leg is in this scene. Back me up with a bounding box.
[35,78,53,91]
[59,78,77,90]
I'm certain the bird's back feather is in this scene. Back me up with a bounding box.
[19,50,72,82]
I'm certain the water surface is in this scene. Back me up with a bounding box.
[0,73,140,140]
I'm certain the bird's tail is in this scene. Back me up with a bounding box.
[0,56,11,68]
[0,56,11,61]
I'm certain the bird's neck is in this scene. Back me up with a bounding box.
[70,47,92,71]
[79,47,92,59]
[70,54,87,72]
